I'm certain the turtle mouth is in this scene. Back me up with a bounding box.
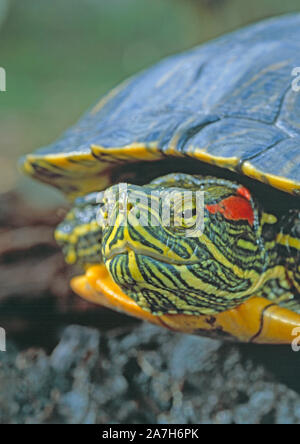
[105,243,198,266]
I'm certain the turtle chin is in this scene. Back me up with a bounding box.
[105,252,139,288]
[103,251,215,316]
[104,252,176,315]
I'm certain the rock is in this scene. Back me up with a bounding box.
[1,323,300,424]
[50,325,100,373]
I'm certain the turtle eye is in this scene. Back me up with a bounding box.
[169,206,198,232]
[182,208,197,219]
[161,191,200,233]
[181,209,197,227]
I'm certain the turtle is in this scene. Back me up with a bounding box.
[20,14,300,344]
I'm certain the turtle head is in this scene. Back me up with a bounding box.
[98,174,269,315]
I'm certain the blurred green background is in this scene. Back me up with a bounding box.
[0,0,299,204]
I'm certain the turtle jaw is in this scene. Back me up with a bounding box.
[102,249,249,317]
[105,243,200,265]
[103,251,211,316]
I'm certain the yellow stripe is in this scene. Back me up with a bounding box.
[242,162,300,195]
[277,233,300,251]
[261,212,278,225]
[92,143,161,161]
[197,234,255,280]
[237,239,258,251]
[78,245,100,258]
[55,221,100,244]
[72,221,99,237]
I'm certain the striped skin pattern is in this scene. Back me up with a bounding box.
[55,192,103,266]
[278,210,300,297]
[56,174,300,319]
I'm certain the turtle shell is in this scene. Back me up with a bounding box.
[21,14,300,199]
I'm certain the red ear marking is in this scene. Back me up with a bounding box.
[237,186,252,202]
[206,195,254,226]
